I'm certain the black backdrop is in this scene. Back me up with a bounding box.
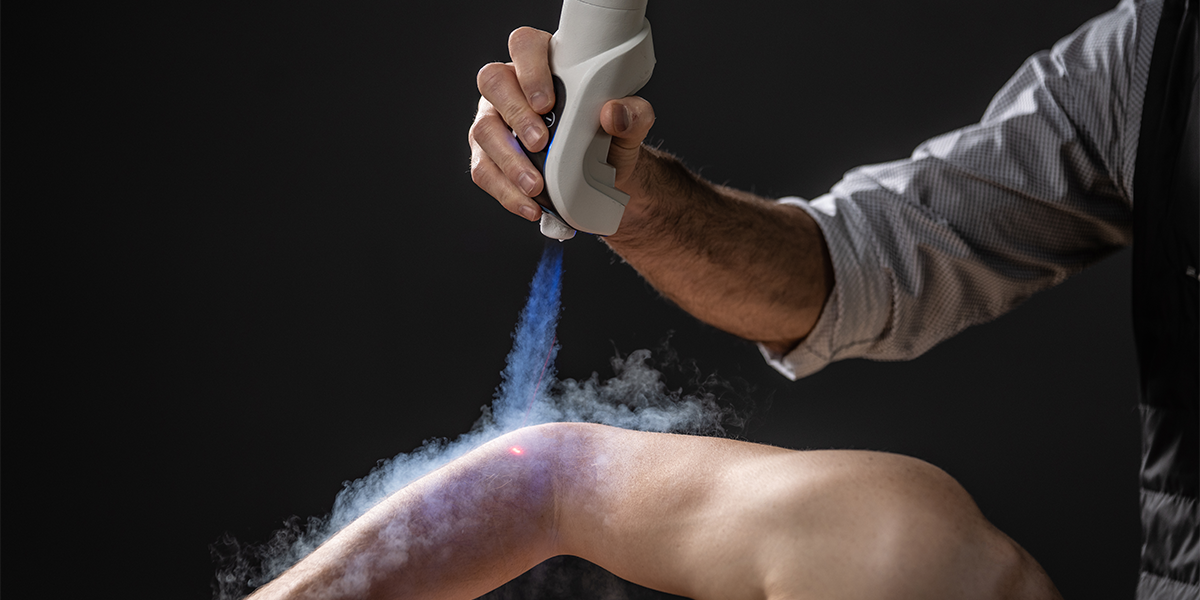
[17,0,1141,598]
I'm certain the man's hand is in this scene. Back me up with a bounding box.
[468,27,655,223]
[468,28,830,353]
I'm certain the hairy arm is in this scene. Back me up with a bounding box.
[601,143,834,353]
[470,28,834,353]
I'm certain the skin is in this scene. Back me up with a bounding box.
[468,28,834,354]
[433,26,1054,599]
[248,423,1062,600]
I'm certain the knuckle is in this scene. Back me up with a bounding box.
[508,27,531,45]
[471,115,510,148]
[468,118,487,143]
[476,62,509,90]
[470,159,494,188]
[508,26,549,49]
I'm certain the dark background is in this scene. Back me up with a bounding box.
[17,0,1140,598]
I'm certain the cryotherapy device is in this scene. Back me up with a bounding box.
[522,0,655,240]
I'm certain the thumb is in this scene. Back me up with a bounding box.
[600,96,655,173]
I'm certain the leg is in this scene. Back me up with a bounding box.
[247,425,566,600]
[250,423,1060,600]
[549,424,1060,600]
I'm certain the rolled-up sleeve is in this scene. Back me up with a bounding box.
[762,0,1159,380]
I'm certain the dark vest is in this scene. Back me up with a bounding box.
[1131,0,1199,597]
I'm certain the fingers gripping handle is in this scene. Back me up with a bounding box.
[520,0,655,238]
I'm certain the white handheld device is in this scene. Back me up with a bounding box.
[522,0,655,240]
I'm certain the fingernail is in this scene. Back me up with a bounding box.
[529,91,549,111]
[519,205,539,221]
[614,105,631,134]
[522,125,543,149]
[518,171,539,196]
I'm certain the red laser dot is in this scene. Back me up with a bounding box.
[509,446,524,455]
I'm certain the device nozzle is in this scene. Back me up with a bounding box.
[540,212,577,241]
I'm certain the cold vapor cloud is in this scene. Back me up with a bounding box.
[213,242,750,599]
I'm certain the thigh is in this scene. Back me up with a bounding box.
[543,424,1058,600]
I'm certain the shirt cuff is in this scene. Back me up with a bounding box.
[758,194,893,380]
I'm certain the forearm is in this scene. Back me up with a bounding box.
[605,146,834,352]
[247,429,563,600]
